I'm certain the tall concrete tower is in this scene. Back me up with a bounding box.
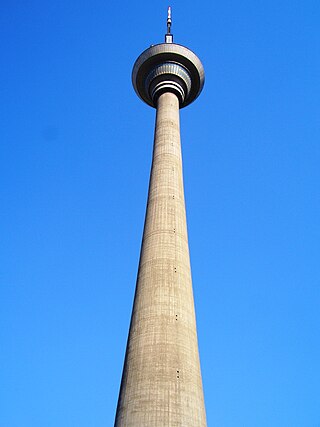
[115,8,206,426]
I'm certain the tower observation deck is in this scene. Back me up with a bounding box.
[115,8,206,426]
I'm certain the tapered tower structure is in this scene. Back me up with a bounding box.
[115,9,206,426]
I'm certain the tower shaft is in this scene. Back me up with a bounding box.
[115,92,206,426]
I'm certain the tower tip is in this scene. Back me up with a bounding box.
[167,6,172,30]
[165,6,173,43]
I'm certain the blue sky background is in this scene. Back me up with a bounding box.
[1,0,320,426]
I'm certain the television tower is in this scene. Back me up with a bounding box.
[115,8,206,426]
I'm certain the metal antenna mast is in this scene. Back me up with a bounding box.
[165,6,173,43]
[167,6,172,33]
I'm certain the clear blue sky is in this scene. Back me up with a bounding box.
[1,1,319,426]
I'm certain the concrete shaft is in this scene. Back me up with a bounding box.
[115,92,206,426]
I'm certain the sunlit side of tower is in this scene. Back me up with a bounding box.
[115,9,206,426]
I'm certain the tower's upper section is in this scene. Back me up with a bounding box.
[132,8,205,109]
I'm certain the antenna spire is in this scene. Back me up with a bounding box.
[165,6,173,43]
[167,6,172,33]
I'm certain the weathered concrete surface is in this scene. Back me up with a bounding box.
[115,92,207,427]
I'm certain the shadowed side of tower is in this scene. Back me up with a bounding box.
[115,10,206,427]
